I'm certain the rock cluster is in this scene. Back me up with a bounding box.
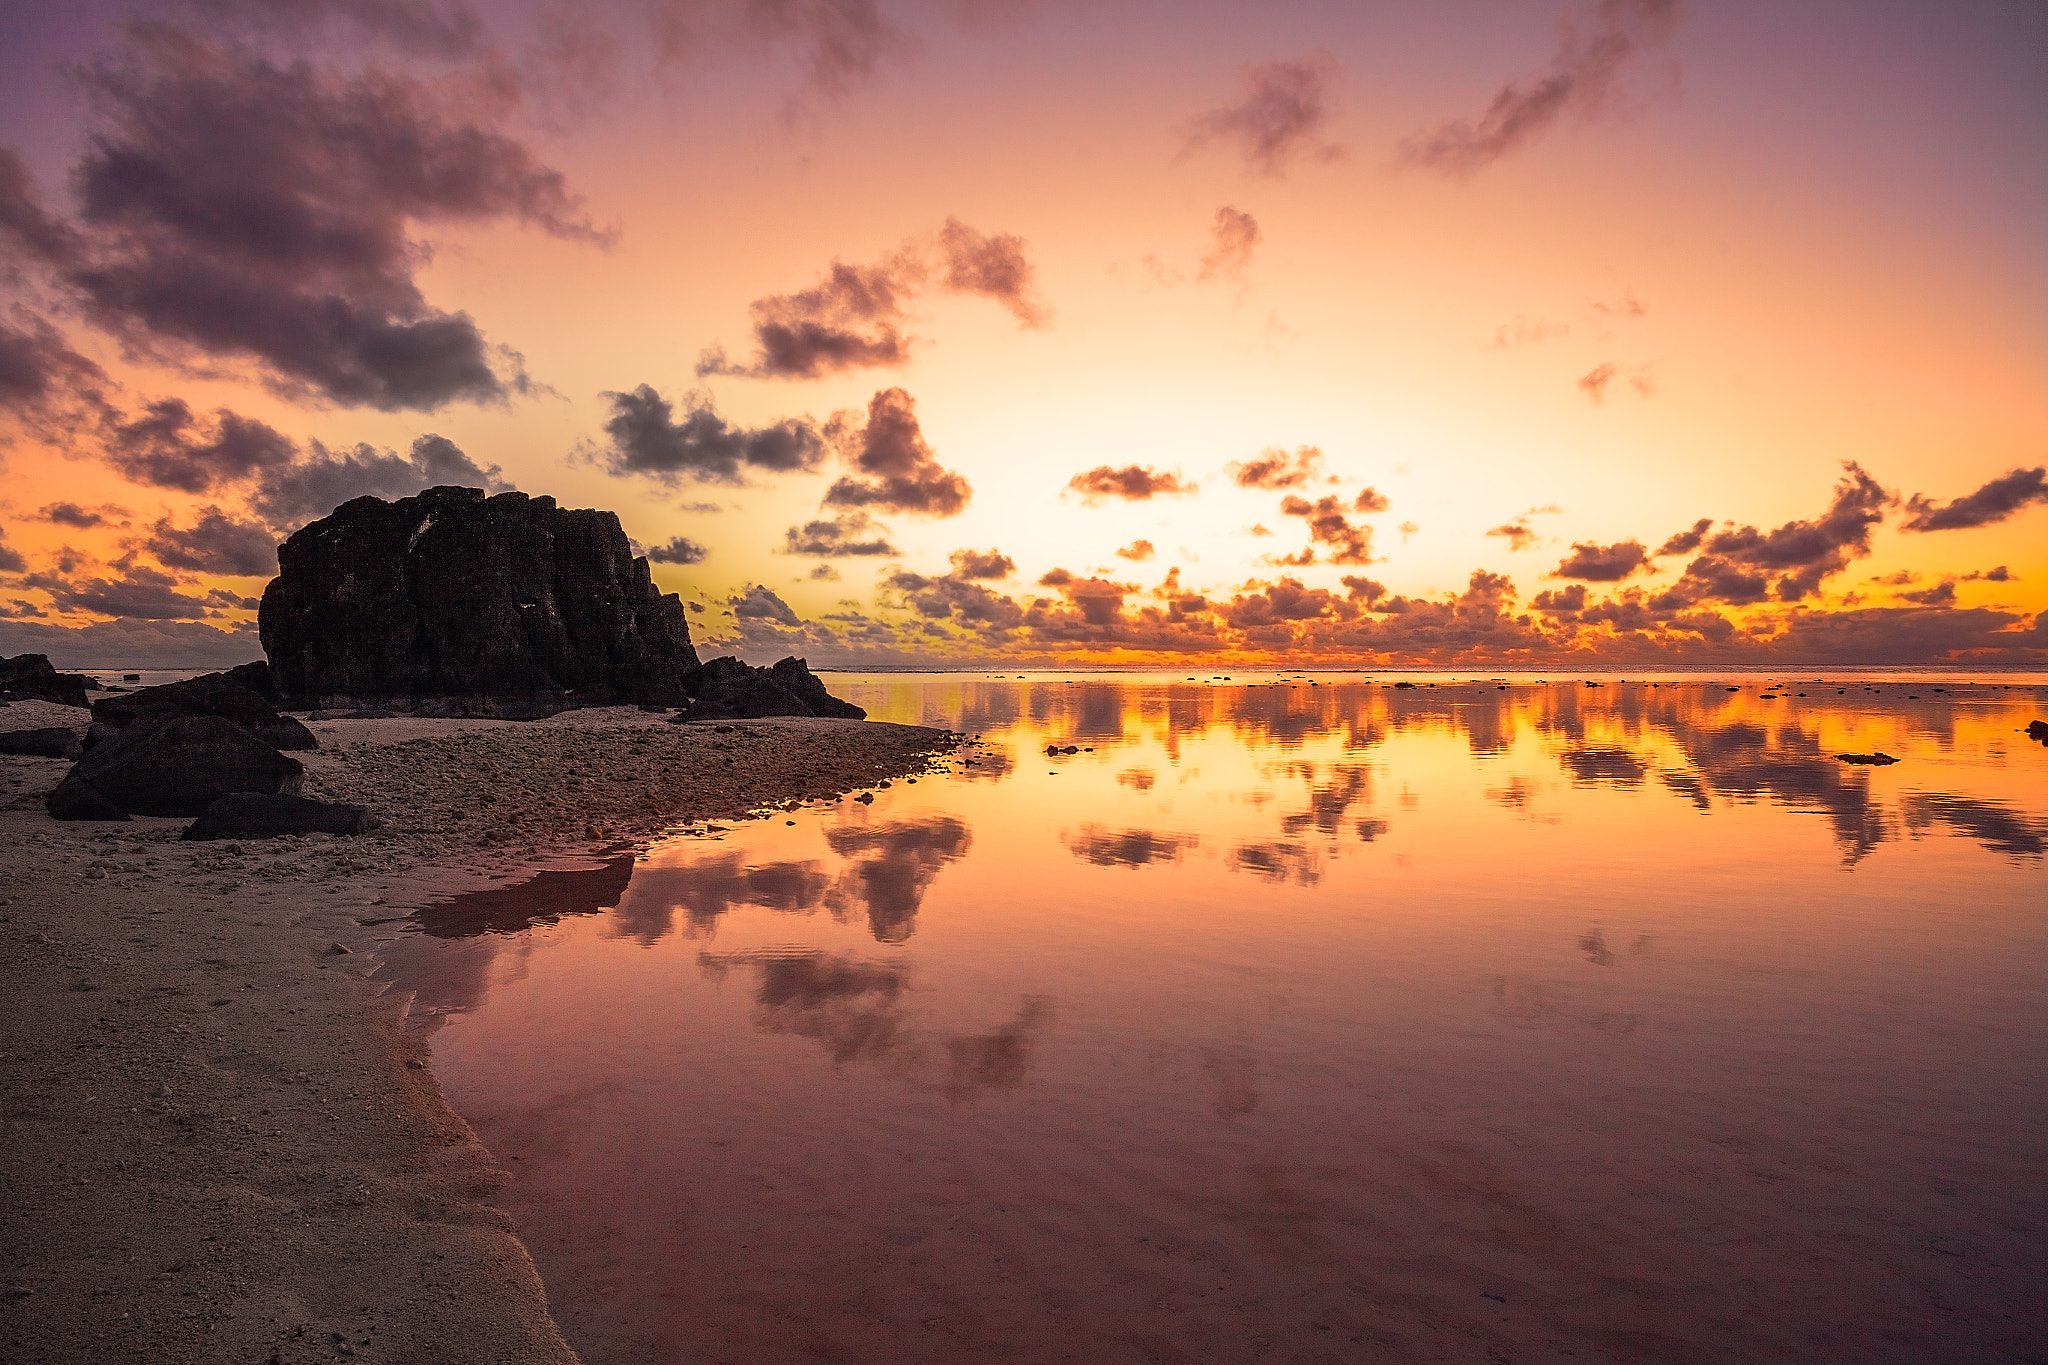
[90,667,317,751]
[260,487,701,717]
[50,715,306,820]
[673,657,866,723]
[1,654,93,709]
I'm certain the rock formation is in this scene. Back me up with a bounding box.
[183,793,375,840]
[0,654,92,709]
[673,657,867,723]
[49,715,304,820]
[260,487,700,717]
[91,670,318,750]
[0,727,84,759]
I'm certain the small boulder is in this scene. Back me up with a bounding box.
[0,654,91,709]
[183,793,376,840]
[50,714,304,819]
[671,655,865,723]
[1835,752,1901,766]
[47,773,130,821]
[2027,719,2047,746]
[91,671,317,750]
[0,727,84,759]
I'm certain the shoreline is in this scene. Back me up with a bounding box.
[0,708,962,1364]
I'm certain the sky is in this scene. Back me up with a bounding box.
[1,0,2044,669]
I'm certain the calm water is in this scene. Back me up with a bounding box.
[379,675,2048,1364]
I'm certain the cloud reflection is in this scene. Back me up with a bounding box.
[1062,823,1200,868]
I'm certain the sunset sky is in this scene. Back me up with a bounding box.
[1,0,2044,668]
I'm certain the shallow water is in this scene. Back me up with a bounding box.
[379,675,2048,1364]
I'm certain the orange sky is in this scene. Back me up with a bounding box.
[1,0,2043,667]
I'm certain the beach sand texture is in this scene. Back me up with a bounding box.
[0,706,959,1364]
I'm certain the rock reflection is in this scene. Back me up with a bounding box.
[1903,792,2047,860]
[1061,823,1199,868]
[823,814,974,943]
[413,853,637,938]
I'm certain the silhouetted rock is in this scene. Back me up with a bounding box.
[260,486,700,717]
[91,671,318,750]
[0,654,91,708]
[1835,752,1900,766]
[224,660,282,705]
[183,793,375,840]
[0,727,84,759]
[49,715,304,819]
[671,656,866,723]
[2027,719,2047,746]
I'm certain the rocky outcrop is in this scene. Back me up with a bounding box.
[2028,719,2047,747]
[183,793,376,840]
[48,715,304,820]
[259,487,700,717]
[91,670,318,751]
[0,655,92,709]
[0,727,85,759]
[672,657,867,723]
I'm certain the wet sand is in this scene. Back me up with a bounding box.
[0,706,960,1364]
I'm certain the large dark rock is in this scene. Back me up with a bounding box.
[0,727,84,759]
[183,793,375,840]
[672,656,866,723]
[0,654,91,709]
[260,487,700,717]
[91,670,318,750]
[49,714,304,819]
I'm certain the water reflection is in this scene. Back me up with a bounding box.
[821,814,972,942]
[1061,824,1199,868]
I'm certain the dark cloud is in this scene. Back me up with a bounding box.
[948,547,1013,579]
[737,0,907,97]
[249,432,509,530]
[938,217,1046,327]
[1067,465,1195,504]
[1653,463,1894,607]
[22,562,212,619]
[102,398,296,493]
[0,531,24,574]
[1340,574,1386,606]
[783,510,897,556]
[142,505,277,576]
[731,583,800,626]
[701,219,1044,379]
[1401,0,1681,177]
[1034,568,1136,627]
[595,383,825,485]
[1354,486,1390,513]
[1114,539,1156,562]
[1229,444,1323,489]
[1278,494,1375,564]
[822,387,971,516]
[1488,519,1539,551]
[647,535,709,564]
[1898,581,1955,607]
[0,150,80,269]
[1900,467,2048,532]
[0,313,105,413]
[186,0,485,58]
[699,257,918,380]
[885,569,1025,631]
[37,502,128,529]
[1061,823,1199,869]
[1532,583,1588,613]
[1226,576,1353,629]
[1552,539,1649,582]
[1656,517,1712,556]
[1197,206,1261,283]
[1964,566,2015,583]
[1184,58,1342,177]
[808,563,840,580]
[64,26,610,410]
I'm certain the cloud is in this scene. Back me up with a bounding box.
[0,312,105,414]
[730,583,800,626]
[1900,467,2048,532]
[1578,362,1618,402]
[63,25,610,410]
[0,615,261,668]
[101,398,297,493]
[783,510,898,556]
[1532,583,1588,613]
[1066,465,1196,504]
[1487,316,1570,349]
[1401,0,1681,177]
[1183,58,1342,177]
[22,561,213,619]
[647,535,709,564]
[1228,444,1323,489]
[1963,566,2015,583]
[1655,517,1712,556]
[808,563,840,580]
[1278,494,1376,564]
[1197,206,1261,283]
[184,0,485,59]
[0,150,81,269]
[1552,539,1649,582]
[1034,568,1136,626]
[595,383,826,485]
[36,502,128,529]
[1898,581,1956,607]
[0,530,24,574]
[249,432,509,530]
[938,217,1047,327]
[1115,539,1156,562]
[1653,462,1895,607]
[1353,486,1390,513]
[822,387,971,515]
[1487,520,1539,551]
[701,220,1045,379]
[142,505,278,576]
[948,547,1013,579]
[885,569,1025,631]
[1226,576,1354,628]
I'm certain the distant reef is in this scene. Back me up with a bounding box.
[259,486,861,722]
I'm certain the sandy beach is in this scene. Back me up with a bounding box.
[0,705,961,1364]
